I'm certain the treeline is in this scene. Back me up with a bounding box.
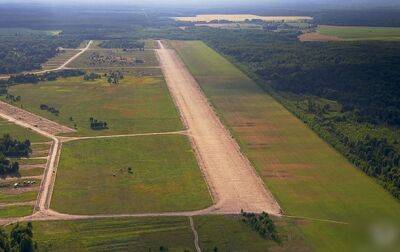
[0,134,31,177]
[0,222,37,252]
[100,39,145,50]
[1,69,84,87]
[188,27,400,199]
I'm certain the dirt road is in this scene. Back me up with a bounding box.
[156,41,282,215]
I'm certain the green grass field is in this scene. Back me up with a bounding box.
[171,40,400,251]
[12,217,195,251]
[51,135,212,214]
[0,205,32,218]
[0,118,48,142]
[2,75,183,136]
[0,191,37,204]
[14,215,307,251]
[195,215,309,251]
[317,25,400,41]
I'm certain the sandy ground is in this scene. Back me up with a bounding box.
[0,101,75,135]
[156,41,281,215]
[298,32,342,42]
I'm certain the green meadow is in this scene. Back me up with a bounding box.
[2,75,183,136]
[318,25,400,41]
[51,135,212,214]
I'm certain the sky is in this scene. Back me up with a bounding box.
[0,0,399,8]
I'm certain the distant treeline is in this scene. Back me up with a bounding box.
[1,69,84,87]
[100,39,145,50]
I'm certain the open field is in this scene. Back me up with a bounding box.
[170,40,400,250]
[0,118,48,142]
[0,205,33,218]
[2,75,183,136]
[11,217,196,251]
[300,25,400,41]
[0,100,75,136]
[195,215,309,251]
[51,135,212,214]
[41,49,81,70]
[173,14,312,22]
[11,215,311,251]
[68,49,159,68]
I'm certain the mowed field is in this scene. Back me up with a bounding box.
[14,215,306,251]
[2,75,183,136]
[301,25,400,41]
[0,119,50,218]
[12,217,196,251]
[170,40,400,250]
[51,135,212,214]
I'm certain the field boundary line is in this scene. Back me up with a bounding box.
[189,216,202,252]
[59,130,188,142]
[283,215,349,225]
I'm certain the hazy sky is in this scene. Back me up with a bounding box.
[0,0,398,8]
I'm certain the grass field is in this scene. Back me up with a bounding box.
[317,25,400,41]
[0,118,48,142]
[14,215,308,251]
[195,215,309,251]
[2,75,183,136]
[69,49,158,68]
[171,40,400,251]
[0,205,32,218]
[13,217,196,251]
[52,135,212,214]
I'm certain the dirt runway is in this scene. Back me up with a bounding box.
[156,41,281,215]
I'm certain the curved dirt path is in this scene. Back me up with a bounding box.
[156,41,281,215]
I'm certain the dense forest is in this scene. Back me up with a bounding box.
[187,28,400,199]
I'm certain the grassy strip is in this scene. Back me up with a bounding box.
[0,205,32,218]
[24,217,195,251]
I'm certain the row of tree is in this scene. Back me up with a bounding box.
[100,39,145,50]
[241,211,279,242]
[0,134,31,177]
[0,222,37,252]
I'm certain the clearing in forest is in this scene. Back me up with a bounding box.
[300,25,400,41]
